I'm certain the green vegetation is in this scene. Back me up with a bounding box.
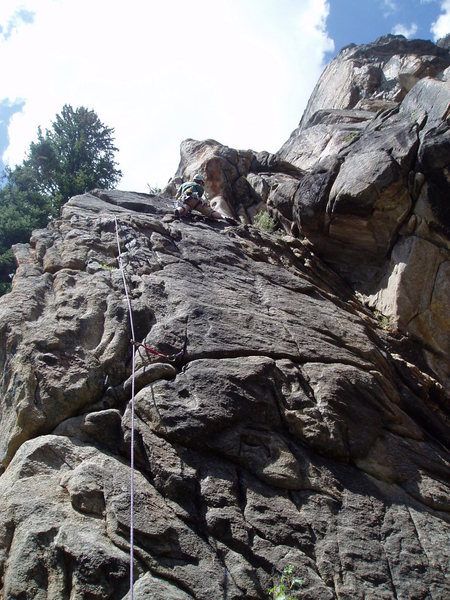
[344,131,359,143]
[253,209,276,232]
[269,564,303,599]
[0,105,121,296]
[0,173,51,294]
[18,105,122,212]
[353,293,395,332]
[373,309,393,330]
[147,183,162,194]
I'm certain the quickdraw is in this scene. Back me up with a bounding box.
[131,339,186,363]
[131,320,188,363]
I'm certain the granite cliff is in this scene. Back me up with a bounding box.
[0,35,449,599]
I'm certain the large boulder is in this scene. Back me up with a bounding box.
[293,35,449,135]
[278,35,449,173]
[276,35,450,384]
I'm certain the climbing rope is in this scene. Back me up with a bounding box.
[114,217,188,598]
[114,216,136,600]
[114,216,188,598]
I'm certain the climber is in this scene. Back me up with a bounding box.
[174,173,237,224]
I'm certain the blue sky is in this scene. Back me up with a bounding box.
[326,0,448,55]
[0,0,449,191]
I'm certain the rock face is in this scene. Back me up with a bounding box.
[0,35,449,600]
[0,189,449,599]
[167,35,450,386]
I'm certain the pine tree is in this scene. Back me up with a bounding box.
[22,104,122,210]
[0,105,122,295]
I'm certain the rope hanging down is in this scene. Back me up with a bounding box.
[114,216,136,600]
[114,217,188,599]
[114,217,189,597]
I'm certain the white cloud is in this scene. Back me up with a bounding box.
[392,22,419,37]
[0,0,27,24]
[0,1,34,41]
[0,0,333,190]
[382,0,398,17]
[431,0,450,39]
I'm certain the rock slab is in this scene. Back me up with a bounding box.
[0,188,448,599]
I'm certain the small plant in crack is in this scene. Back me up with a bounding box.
[269,564,303,599]
[253,210,276,233]
[373,309,394,331]
[344,131,359,143]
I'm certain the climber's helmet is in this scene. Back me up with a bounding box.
[193,173,205,186]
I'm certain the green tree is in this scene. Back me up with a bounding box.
[22,104,122,210]
[0,178,50,294]
[0,105,122,296]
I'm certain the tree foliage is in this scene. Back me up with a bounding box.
[21,105,122,210]
[0,105,122,295]
[0,179,50,294]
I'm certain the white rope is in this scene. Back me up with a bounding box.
[114,216,136,600]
